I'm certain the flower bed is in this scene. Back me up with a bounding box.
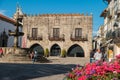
[64,54,120,80]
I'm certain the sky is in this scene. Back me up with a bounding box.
[0,0,107,36]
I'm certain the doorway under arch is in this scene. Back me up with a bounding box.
[29,43,44,56]
[50,44,61,56]
[67,44,85,57]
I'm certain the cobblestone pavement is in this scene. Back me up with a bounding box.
[0,57,90,80]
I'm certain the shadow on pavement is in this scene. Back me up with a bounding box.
[0,63,79,80]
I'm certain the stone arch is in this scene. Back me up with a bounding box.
[29,43,44,56]
[67,44,85,57]
[50,43,61,56]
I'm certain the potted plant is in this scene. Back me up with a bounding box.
[44,48,49,57]
[61,49,67,57]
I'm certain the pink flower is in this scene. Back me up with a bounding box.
[78,75,87,80]
[116,54,120,59]
[65,55,120,80]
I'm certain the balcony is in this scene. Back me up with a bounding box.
[112,28,120,43]
[100,9,108,18]
[70,34,88,41]
[116,8,120,17]
[106,28,120,43]
[48,34,65,41]
[106,30,113,40]
[107,10,112,19]
[27,35,43,41]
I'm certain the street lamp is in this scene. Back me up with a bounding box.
[8,16,24,48]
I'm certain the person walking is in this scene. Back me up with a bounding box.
[0,48,3,58]
[30,51,34,60]
[94,49,102,61]
[32,50,38,64]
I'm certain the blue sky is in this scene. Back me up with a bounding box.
[0,0,107,36]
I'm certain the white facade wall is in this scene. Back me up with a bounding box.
[101,0,120,59]
[0,20,15,47]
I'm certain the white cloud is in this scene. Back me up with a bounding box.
[0,10,6,15]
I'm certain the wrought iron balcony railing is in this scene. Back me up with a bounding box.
[112,28,120,43]
[106,30,113,40]
[106,28,120,43]
[48,34,65,41]
[116,8,120,16]
[70,34,88,41]
[100,9,108,17]
[27,35,43,41]
[117,10,120,16]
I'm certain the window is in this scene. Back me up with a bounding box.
[53,28,60,38]
[32,28,38,38]
[117,29,120,37]
[75,28,82,37]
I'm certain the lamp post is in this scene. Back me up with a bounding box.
[9,17,24,48]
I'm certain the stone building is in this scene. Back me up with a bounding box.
[14,6,93,57]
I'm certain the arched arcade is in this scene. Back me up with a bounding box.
[50,44,61,56]
[67,44,85,57]
[29,43,44,56]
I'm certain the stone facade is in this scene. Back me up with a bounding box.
[14,6,93,57]
[20,14,92,57]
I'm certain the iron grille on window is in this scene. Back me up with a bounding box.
[53,28,59,38]
[27,28,43,40]
[75,28,82,38]
[48,28,65,41]
[70,28,87,41]
[32,28,38,39]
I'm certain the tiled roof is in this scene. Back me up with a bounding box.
[100,9,108,17]
[0,14,16,24]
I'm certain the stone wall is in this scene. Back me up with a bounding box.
[21,14,93,57]
[2,47,27,54]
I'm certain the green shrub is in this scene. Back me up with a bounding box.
[44,48,49,57]
[61,49,67,57]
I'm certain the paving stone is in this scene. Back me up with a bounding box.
[0,57,89,80]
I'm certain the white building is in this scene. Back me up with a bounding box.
[93,26,104,51]
[100,0,120,61]
[0,14,16,47]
